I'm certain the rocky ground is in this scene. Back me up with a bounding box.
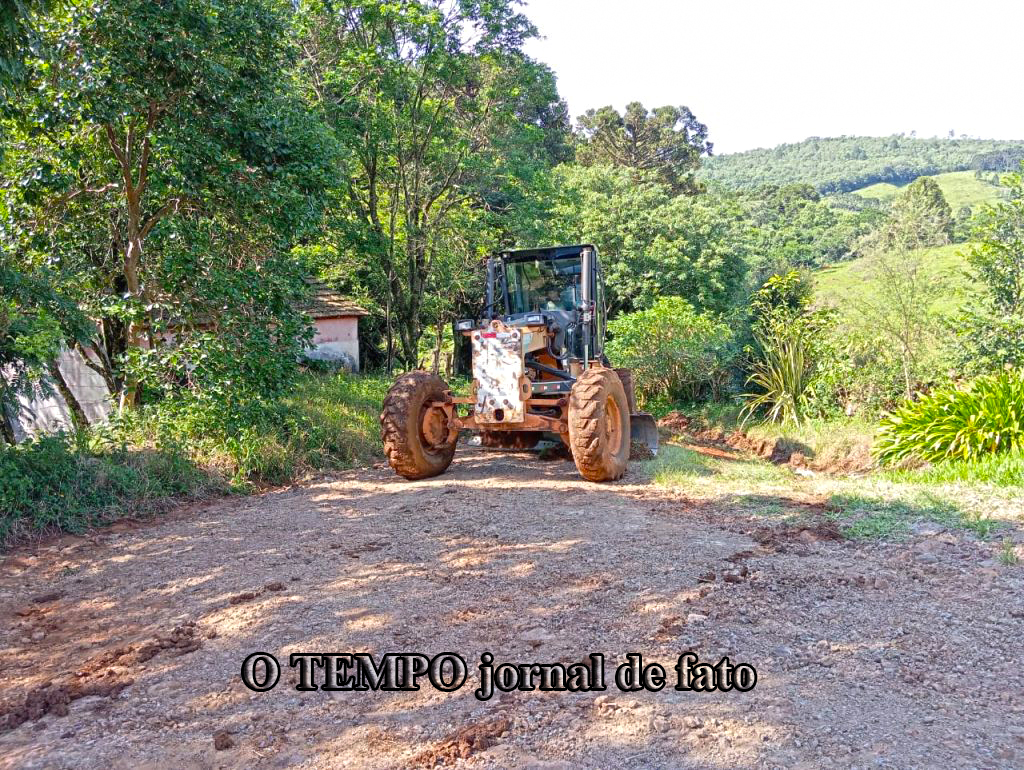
[2,448,1023,769]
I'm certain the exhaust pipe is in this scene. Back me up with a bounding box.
[486,257,496,320]
[581,246,593,369]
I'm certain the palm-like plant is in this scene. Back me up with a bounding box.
[740,322,814,426]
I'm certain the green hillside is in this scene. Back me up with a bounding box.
[852,171,1005,210]
[814,243,974,318]
[702,135,1024,194]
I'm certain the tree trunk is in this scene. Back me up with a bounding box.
[49,360,89,431]
[0,404,16,445]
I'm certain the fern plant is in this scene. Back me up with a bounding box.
[875,368,1024,464]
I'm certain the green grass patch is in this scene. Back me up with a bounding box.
[825,489,993,539]
[2,371,393,547]
[0,435,220,546]
[883,449,1024,487]
[851,171,1005,210]
[815,242,974,318]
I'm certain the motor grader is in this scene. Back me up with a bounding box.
[380,245,659,482]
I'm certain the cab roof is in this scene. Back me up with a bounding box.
[500,244,595,262]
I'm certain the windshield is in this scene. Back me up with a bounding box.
[504,256,581,314]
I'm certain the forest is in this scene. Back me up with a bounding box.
[2,0,1023,539]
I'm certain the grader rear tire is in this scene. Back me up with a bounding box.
[479,430,542,450]
[567,367,631,482]
[380,371,456,480]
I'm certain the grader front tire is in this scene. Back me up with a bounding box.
[380,372,456,480]
[568,367,631,482]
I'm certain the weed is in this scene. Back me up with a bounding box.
[999,538,1020,566]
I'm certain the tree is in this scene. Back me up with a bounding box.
[953,168,1024,373]
[1,0,337,406]
[295,0,568,369]
[855,245,942,398]
[884,176,953,249]
[575,102,711,194]
[543,164,748,315]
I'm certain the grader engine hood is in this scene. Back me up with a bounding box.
[470,320,530,424]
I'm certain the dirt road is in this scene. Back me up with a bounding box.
[2,449,1023,769]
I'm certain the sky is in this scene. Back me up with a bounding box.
[521,0,1024,154]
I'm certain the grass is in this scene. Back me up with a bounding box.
[814,242,974,318]
[1,371,391,547]
[851,170,1005,210]
[660,401,877,472]
[646,436,1021,541]
[0,435,221,546]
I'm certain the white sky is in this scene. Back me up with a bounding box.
[522,0,1024,154]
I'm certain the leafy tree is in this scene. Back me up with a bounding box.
[953,168,1024,373]
[854,245,943,398]
[743,184,877,278]
[1,0,337,407]
[295,0,567,368]
[885,177,953,248]
[606,297,733,404]
[575,102,711,194]
[543,164,749,315]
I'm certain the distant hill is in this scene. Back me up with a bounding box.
[702,136,1024,194]
[850,170,1004,210]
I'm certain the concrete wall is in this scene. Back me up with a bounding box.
[8,347,112,441]
[308,316,361,371]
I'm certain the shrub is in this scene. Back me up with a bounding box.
[0,434,212,545]
[606,297,734,406]
[111,371,388,486]
[875,368,1024,465]
[740,321,816,426]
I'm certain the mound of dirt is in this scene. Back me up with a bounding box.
[657,412,875,474]
[413,718,510,767]
[0,622,203,733]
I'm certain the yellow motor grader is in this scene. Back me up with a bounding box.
[380,245,659,482]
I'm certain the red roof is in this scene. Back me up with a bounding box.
[303,280,369,319]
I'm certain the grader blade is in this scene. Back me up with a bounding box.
[629,412,659,457]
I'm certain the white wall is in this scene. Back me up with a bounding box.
[308,317,361,371]
[6,347,112,440]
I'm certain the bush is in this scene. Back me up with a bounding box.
[606,297,734,406]
[875,368,1024,465]
[112,372,389,486]
[740,321,816,426]
[0,434,213,545]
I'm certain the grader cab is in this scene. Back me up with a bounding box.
[380,245,659,482]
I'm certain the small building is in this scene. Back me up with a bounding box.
[302,280,369,372]
[4,281,368,441]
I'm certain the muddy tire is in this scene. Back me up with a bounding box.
[567,367,631,482]
[479,430,542,450]
[380,371,456,480]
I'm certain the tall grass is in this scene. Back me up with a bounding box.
[0,435,217,545]
[2,372,392,546]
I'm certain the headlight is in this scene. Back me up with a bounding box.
[454,319,475,331]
